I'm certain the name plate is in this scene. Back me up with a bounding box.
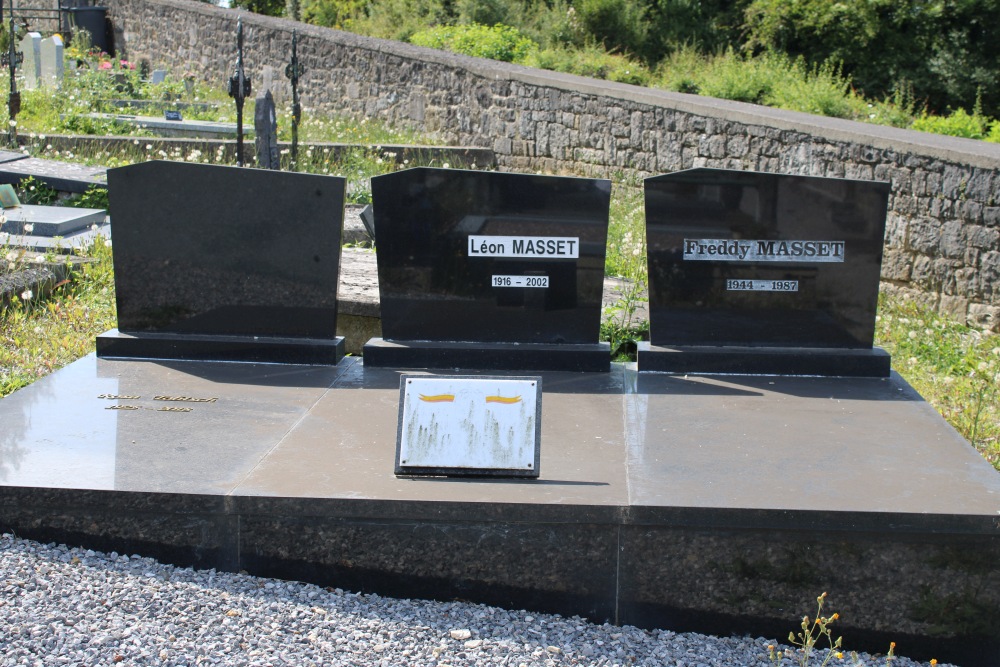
[468,235,579,258]
[395,375,542,477]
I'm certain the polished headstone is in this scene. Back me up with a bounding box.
[641,168,891,375]
[97,161,346,364]
[364,167,611,371]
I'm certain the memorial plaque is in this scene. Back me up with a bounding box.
[641,168,891,376]
[364,168,611,371]
[395,375,542,477]
[97,161,347,364]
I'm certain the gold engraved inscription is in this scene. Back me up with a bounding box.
[106,405,141,410]
[153,395,218,403]
[98,394,141,400]
[157,407,193,413]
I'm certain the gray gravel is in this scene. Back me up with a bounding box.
[0,533,950,667]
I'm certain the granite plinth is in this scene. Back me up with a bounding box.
[1,355,997,666]
[97,329,346,365]
[363,338,611,372]
[0,204,106,237]
[637,342,892,377]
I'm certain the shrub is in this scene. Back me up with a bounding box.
[410,23,536,63]
[911,106,992,140]
[521,44,651,85]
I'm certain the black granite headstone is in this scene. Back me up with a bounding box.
[640,168,891,376]
[363,168,611,371]
[97,160,346,364]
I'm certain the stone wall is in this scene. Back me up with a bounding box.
[103,0,1000,329]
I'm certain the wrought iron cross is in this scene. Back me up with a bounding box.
[3,0,22,147]
[285,30,306,168]
[227,17,252,167]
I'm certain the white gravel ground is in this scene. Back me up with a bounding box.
[0,533,951,667]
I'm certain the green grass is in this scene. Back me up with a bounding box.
[0,238,115,396]
[875,295,999,470]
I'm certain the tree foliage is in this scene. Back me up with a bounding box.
[295,0,1000,117]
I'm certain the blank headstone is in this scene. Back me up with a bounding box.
[19,32,42,90]
[97,161,348,364]
[39,35,64,89]
[640,168,891,376]
[254,90,280,170]
[151,69,167,84]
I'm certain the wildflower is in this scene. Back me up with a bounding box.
[978,361,989,372]
[443,162,450,169]
[908,331,917,339]
[20,289,32,300]
[8,120,15,127]
[146,144,152,150]
[23,223,34,234]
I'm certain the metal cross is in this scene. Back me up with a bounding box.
[227,17,252,167]
[4,0,22,147]
[285,30,306,169]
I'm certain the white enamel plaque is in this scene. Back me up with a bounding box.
[726,279,799,292]
[395,375,542,477]
[492,274,549,288]
[468,235,579,258]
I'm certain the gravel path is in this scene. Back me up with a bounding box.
[0,533,949,667]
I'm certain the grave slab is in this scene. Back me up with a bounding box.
[0,156,107,192]
[642,168,891,376]
[0,204,106,237]
[0,354,996,666]
[365,168,612,371]
[97,160,346,364]
[78,113,252,139]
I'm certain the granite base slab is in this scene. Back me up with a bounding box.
[0,355,997,666]
[362,337,612,372]
[0,204,106,237]
[637,341,892,377]
[97,329,345,365]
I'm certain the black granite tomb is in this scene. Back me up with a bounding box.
[96,161,346,364]
[363,168,611,371]
[640,168,891,376]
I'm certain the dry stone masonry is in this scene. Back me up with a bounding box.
[104,0,1000,330]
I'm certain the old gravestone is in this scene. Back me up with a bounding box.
[96,161,347,364]
[19,32,42,90]
[39,35,64,89]
[151,69,167,85]
[363,167,612,371]
[639,168,891,376]
[254,90,279,170]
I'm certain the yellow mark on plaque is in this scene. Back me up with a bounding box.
[153,395,218,403]
[106,405,141,410]
[157,407,193,413]
[418,393,455,403]
[97,394,141,400]
[485,395,522,404]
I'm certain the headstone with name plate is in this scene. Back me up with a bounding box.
[363,167,612,371]
[19,32,42,90]
[39,35,63,88]
[96,160,347,364]
[639,168,891,376]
